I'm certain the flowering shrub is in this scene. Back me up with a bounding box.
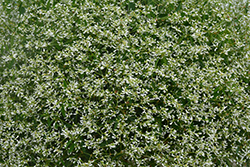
[0,0,249,166]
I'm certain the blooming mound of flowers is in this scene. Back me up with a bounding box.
[0,0,249,166]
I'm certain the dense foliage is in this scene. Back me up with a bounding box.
[0,0,249,166]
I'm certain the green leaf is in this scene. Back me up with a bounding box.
[245,2,249,13]
[7,58,15,69]
[65,140,72,149]
[175,1,183,13]
[128,2,135,11]
[47,118,54,131]
[68,143,75,153]
[112,152,125,160]
[100,139,114,147]
[61,104,66,117]
[1,45,4,55]
[63,80,67,88]
[10,35,14,47]
[5,44,9,53]
[213,86,221,97]
[18,2,25,15]
[65,139,75,154]
[55,121,59,129]
[0,156,4,163]
[46,0,51,10]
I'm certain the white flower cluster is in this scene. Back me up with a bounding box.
[0,0,249,166]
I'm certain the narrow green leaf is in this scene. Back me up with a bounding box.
[213,86,220,95]
[55,121,59,129]
[100,139,114,147]
[112,152,125,160]
[47,118,52,130]
[1,45,3,55]
[7,58,15,69]
[245,2,249,13]
[46,0,51,10]
[68,143,74,153]
[5,44,9,53]
[63,80,67,88]
[175,1,182,13]
[0,156,4,163]
[10,35,14,47]
[128,2,135,11]
[162,56,167,65]
[61,104,66,117]
[18,2,25,15]
[65,140,72,149]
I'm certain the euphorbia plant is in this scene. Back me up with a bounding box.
[0,0,249,166]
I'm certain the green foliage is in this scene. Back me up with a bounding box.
[0,0,250,166]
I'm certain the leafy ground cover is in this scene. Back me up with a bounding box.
[0,0,250,166]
